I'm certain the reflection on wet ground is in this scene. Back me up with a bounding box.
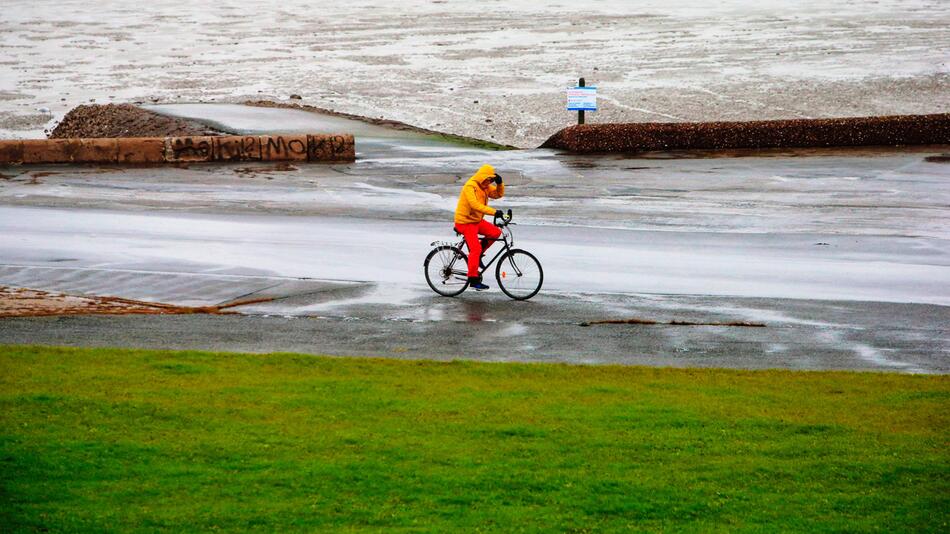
[0,204,947,373]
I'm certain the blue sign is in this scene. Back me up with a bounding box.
[567,86,597,111]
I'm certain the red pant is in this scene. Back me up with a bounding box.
[455,220,502,278]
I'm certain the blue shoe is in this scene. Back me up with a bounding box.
[469,278,490,291]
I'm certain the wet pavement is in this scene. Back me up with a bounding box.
[1,297,946,373]
[1,208,946,305]
[1,104,948,372]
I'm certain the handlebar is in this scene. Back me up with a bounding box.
[493,208,513,227]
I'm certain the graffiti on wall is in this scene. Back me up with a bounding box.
[166,137,215,162]
[215,136,261,161]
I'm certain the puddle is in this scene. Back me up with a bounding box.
[579,317,766,327]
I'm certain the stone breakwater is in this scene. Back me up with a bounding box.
[0,134,355,164]
[540,114,950,154]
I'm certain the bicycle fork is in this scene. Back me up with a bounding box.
[503,252,525,278]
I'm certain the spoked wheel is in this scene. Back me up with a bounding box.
[424,245,470,297]
[496,249,543,300]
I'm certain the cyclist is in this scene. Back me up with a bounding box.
[454,163,505,290]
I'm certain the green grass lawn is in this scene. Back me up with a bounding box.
[1,345,947,533]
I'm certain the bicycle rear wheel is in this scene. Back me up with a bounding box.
[424,245,470,297]
[496,249,543,300]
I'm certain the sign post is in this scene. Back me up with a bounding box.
[566,77,596,125]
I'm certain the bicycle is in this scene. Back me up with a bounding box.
[424,209,543,300]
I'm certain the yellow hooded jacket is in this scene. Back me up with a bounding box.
[454,164,504,225]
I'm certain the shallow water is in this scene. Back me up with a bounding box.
[2,0,947,144]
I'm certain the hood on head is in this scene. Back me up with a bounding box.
[470,164,496,186]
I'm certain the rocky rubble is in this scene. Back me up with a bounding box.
[49,104,219,139]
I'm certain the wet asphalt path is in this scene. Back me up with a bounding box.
[1,104,948,373]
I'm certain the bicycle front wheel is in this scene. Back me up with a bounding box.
[424,245,470,297]
[496,249,543,300]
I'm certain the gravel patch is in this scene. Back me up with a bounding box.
[0,285,228,317]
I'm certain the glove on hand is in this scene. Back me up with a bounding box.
[493,174,503,184]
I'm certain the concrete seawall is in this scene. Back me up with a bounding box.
[0,134,355,164]
[540,114,950,154]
